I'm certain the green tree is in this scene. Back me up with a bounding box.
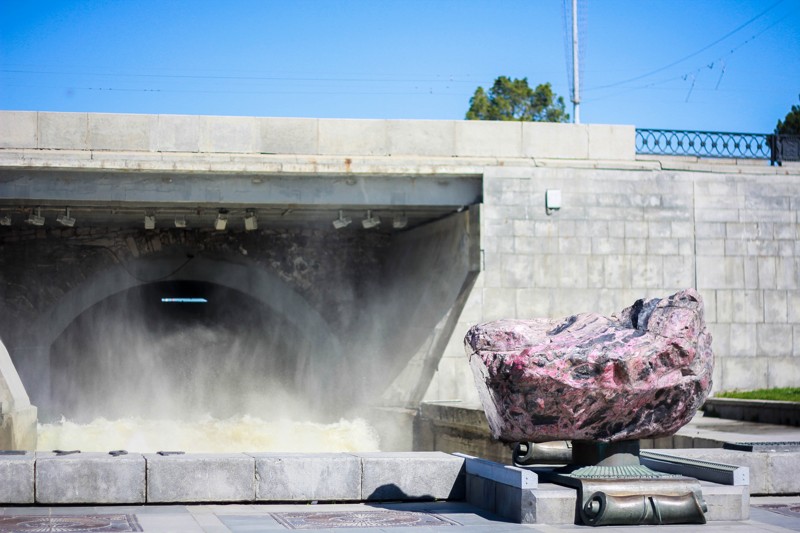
[466,76,569,123]
[775,95,800,135]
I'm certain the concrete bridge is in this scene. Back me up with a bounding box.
[1,111,798,449]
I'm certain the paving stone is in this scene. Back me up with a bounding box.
[35,452,145,504]
[145,453,255,503]
[250,453,360,501]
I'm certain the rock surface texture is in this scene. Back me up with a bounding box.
[465,290,713,443]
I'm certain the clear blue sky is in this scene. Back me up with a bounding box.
[1,0,798,133]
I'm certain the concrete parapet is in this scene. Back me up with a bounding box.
[0,111,638,162]
[0,452,34,504]
[354,452,465,501]
[250,453,361,501]
[35,452,145,504]
[145,453,255,503]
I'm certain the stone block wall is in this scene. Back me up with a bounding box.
[426,162,799,403]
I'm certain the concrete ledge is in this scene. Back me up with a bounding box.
[250,453,361,501]
[453,453,536,489]
[145,453,255,503]
[703,398,800,427]
[35,452,145,504]
[354,452,465,501]
[0,452,34,504]
[663,448,800,495]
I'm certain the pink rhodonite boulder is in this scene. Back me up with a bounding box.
[465,289,714,443]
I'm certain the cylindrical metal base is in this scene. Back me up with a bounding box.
[580,491,707,526]
[572,440,641,466]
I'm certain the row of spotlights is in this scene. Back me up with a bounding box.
[332,211,407,230]
[144,209,256,231]
[0,207,79,227]
[0,207,408,231]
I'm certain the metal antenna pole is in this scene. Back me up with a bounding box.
[572,0,581,124]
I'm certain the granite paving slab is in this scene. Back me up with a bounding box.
[269,510,461,529]
[0,514,141,532]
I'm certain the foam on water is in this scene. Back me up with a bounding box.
[37,415,381,453]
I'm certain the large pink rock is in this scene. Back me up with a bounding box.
[465,290,713,443]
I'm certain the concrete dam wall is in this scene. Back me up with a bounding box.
[0,111,798,450]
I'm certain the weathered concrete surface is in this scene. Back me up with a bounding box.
[35,452,145,504]
[145,453,255,503]
[0,111,636,160]
[465,290,713,443]
[355,452,465,501]
[0,452,34,504]
[0,338,36,451]
[250,453,360,501]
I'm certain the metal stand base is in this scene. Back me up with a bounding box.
[523,440,710,526]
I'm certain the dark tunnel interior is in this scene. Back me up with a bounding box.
[48,280,324,423]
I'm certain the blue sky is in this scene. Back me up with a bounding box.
[1,0,798,133]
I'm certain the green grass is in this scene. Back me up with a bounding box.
[716,387,800,402]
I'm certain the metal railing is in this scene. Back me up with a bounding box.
[635,128,772,160]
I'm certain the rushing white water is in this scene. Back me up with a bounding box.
[37,415,381,453]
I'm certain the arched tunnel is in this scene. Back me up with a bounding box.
[0,203,480,451]
[49,280,323,422]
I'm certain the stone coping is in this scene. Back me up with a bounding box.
[0,111,636,161]
[703,398,800,427]
[0,450,753,523]
[0,451,466,505]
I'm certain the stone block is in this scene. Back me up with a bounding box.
[767,357,800,388]
[38,112,88,149]
[495,483,537,523]
[355,452,465,501]
[199,116,259,153]
[767,452,800,494]
[776,258,798,290]
[465,474,496,512]
[701,482,750,521]
[35,452,145,504]
[258,117,318,154]
[481,288,517,322]
[523,122,587,159]
[145,453,255,503]
[155,114,202,152]
[0,452,34,503]
[87,113,156,151]
[454,453,537,489]
[721,356,766,390]
[587,124,636,161]
[387,120,456,156]
[756,324,793,357]
[250,453,360,501]
[696,256,743,289]
[763,290,787,323]
[0,111,37,148]
[318,119,389,156]
[457,121,522,158]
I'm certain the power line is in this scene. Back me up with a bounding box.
[587,0,785,92]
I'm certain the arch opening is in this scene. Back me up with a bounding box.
[49,280,317,423]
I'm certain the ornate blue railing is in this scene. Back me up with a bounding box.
[635,129,772,160]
